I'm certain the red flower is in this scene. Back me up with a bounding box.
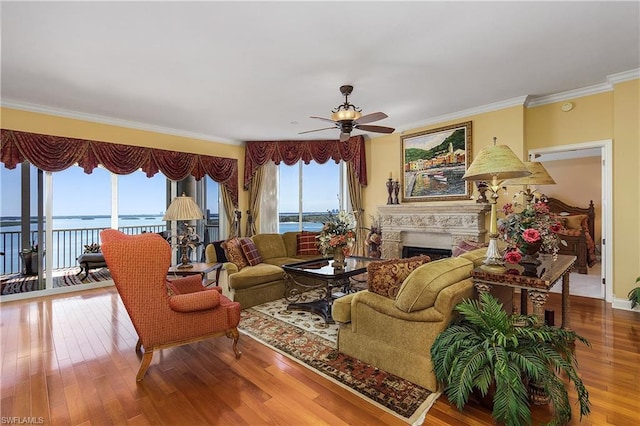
[522,228,541,243]
[501,203,514,215]
[550,223,562,233]
[504,250,522,264]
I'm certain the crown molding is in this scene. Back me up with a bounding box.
[0,99,243,146]
[526,68,639,108]
[396,95,530,134]
[525,82,613,108]
[607,68,640,85]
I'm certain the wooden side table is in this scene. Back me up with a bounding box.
[471,254,576,329]
[167,262,223,287]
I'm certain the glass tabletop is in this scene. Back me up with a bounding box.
[282,256,378,279]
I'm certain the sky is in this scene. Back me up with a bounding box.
[1,161,338,218]
[279,161,341,213]
[2,164,173,217]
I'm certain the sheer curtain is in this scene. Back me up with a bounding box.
[347,162,366,256]
[258,162,278,234]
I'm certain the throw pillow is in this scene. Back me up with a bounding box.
[367,255,431,299]
[240,238,262,266]
[452,240,488,257]
[564,214,588,231]
[296,232,320,256]
[212,240,229,263]
[222,237,248,269]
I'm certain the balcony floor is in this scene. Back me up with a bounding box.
[1,267,112,295]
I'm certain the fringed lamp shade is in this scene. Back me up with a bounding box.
[462,143,530,182]
[163,194,204,221]
[502,161,556,186]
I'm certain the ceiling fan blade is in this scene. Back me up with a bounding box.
[340,132,351,142]
[355,124,395,134]
[354,112,388,125]
[309,116,337,124]
[298,127,336,135]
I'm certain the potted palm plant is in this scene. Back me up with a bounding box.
[629,276,640,308]
[431,292,591,426]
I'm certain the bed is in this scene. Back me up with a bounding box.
[545,197,597,274]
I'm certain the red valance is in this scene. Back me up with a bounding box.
[243,135,367,189]
[1,129,239,206]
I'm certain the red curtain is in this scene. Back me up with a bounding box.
[243,135,367,189]
[1,129,239,206]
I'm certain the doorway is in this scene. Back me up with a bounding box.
[529,140,612,302]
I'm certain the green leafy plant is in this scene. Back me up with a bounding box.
[431,292,591,426]
[628,276,640,308]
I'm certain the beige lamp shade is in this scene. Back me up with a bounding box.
[502,161,556,186]
[162,194,204,221]
[462,139,530,182]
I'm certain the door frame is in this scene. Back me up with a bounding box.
[529,139,613,303]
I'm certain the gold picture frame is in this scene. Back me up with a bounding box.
[401,121,472,202]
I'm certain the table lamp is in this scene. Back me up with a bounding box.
[462,138,530,273]
[502,161,556,205]
[162,193,204,269]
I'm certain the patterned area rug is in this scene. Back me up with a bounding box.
[240,294,439,425]
[0,268,112,295]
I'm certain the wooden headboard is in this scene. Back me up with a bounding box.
[545,198,595,238]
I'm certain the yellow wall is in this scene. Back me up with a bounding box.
[364,105,525,221]
[0,107,247,213]
[525,92,613,148]
[612,79,640,298]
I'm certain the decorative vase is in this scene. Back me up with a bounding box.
[519,240,542,277]
[332,245,347,271]
[366,228,382,258]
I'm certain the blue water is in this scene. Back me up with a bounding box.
[0,216,324,274]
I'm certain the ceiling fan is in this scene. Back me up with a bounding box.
[299,85,395,142]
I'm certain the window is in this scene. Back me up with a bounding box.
[118,171,166,233]
[278,161,345,233]
[204,176,221,242]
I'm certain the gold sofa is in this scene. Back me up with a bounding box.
[331,250,488,392]
[205,232,321,309]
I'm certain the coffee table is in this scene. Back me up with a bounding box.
[282,256,377,324]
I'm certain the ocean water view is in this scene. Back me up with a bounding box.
[0,215,324,275]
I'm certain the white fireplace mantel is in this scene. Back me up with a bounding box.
[378,202,491,258]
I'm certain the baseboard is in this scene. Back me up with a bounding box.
[611,296,640,312]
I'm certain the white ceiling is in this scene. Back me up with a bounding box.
[1,1,639,145]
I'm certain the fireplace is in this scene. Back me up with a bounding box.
[378,202,490,259]
[402,246,452,260]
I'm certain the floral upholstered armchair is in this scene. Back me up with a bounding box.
[100,229,241,381]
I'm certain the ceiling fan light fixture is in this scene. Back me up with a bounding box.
[331,109,362,122]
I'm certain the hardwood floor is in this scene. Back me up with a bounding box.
[1,287,639,425]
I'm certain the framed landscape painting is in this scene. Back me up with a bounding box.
[401,121,472,202]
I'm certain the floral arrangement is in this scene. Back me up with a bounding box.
[316,210,356,257]
[498,201,563,264]
[365,214,382,258]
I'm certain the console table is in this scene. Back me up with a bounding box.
[167,262,222,287]
[471,254,576,329]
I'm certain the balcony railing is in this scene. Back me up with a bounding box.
[0,224,220,275]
